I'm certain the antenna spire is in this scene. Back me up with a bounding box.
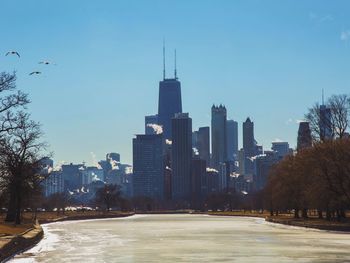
[163,39,166,80]
[174,49,177,79]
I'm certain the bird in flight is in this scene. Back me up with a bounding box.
[29,71,41,76]
[5,51,20,58]
[39,60,56,65]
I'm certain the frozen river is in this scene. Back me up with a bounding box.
[10,214,350,262]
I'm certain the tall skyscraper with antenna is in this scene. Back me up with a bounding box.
[319,89,332,141]
[158,44,182,140]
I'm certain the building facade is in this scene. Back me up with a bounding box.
[145,114,159,135]
[297,121,312,151]
[226,120,238,162]
[132,134,164,199]
[171,113,192,201]
[211,105,227,169]
[158,78,182,140]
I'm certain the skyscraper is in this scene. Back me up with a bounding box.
[193,127,210,166]
[157,47,182,140]
[297,121,312,151]
[243,117,256,176]
[226,120,238,162]
[253,151,280,191]
[320,104,332,141]
[271,141,291,158]
[145,114,159,135]
[191,157,206,209]
[172,113,192,201]
[211,105,227,169]
[132,134,164,199]
[243,117,255,157]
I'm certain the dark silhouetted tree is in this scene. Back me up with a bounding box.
[0,113,46,224]
[95,184,122,212]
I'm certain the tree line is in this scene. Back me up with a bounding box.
[265,94,350,220]
[0,71,47,224]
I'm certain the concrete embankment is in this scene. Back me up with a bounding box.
[0,224,43,262]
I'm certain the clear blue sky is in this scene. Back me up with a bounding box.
[1,0,350,165]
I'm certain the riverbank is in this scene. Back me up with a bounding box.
[0,223,43,262]
[0,211,134,262]
[265,216,350,232]
[207,211,350,232]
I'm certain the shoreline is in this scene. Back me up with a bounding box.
[0,212,135,262]
[0,224,43,262]
[265,216,350,232]
[206,211,350,232]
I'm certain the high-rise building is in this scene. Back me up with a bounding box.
[193,127,210,166]
[172,113,192,201]
[61,163,84,191]
[191,157,206,209]
[238,148,245,175]
[106,152,120,163]
[243,117,255,157]
[320,104,332,141]
[243,117,256,175]
[253,151,280,191]
[145,114,159,135]
[227,120,238,162]
[211,105,227,169]
[158,47,182,140]
[43,171,64,197]
[297,121,312,151]
[271,141,291,158]
[132,134,164,199]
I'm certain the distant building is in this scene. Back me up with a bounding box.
[271,141,291,158]
[211,105,227,169]
[218,162,228,191]
[193,127,210,166]
[238,149,245,175]
[158,78,182,140]
[172,113,192,201]
[319,104,332,141]
[61,163,84,191]
[229,173,252,195]
[145,114,159,135]
[191,158,206,209]
[243,117,255,157]
[132,134,164,199]
[226,120,238,162]
[297,121,312,151]
[43,171,64,197]
[39,157,54,174]
[81,166,104,185]
[243,117,256,176]
[106,152,120,163]
[205,168,220,194]
[253,151,280,191]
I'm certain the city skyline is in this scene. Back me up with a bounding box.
[1,0,350,165]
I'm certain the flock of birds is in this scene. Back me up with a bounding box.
[5,50,55,76]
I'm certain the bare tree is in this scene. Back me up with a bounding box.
[305,94,350,142]
[328,94,350,138]
[305,103,332,142]
[95,184,122,212]
[0,72,30,136]
[0,113,47,224]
